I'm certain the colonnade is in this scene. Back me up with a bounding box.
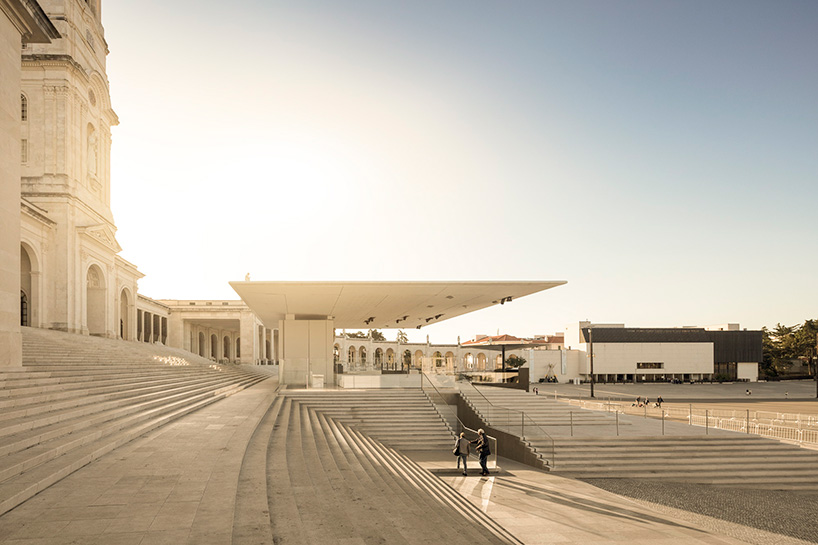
[136,309,167,344]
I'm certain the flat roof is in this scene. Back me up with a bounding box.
[229,280,566,329]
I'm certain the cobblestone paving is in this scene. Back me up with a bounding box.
[583,479,818,544]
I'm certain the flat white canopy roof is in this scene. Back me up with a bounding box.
[229,281,566,329]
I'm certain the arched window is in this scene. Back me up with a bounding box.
[20,291,28,326]
[348,346,355,364]
[433,351,443,368]
[21,95,27,121]
[359,347,367,365]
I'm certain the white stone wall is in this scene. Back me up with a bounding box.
[737,362,759,382]
[0,7,22,365]
[585,342,714,376]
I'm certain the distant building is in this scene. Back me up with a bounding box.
[561,321,763,383]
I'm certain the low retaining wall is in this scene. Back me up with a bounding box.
[456,395,547,470]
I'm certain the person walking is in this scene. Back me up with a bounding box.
[454,432,470,475]
[471,429,491,476]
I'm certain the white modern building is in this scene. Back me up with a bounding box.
[561,321,763,383]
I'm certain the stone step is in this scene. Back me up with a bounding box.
[0,371,230,410]
[0,376,264,483]
[0,372,253,430]
[0,378,256,516]
[321,409,510,544]
[0,375,264,457]
[231,393,283,545]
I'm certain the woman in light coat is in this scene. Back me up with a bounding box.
[454,432,470,475]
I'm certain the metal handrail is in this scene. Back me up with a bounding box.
[552,392,818,446]
[456,380,555,468]
[420,373,498,469]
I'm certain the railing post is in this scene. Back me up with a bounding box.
[570,411,574,437]
[521,412,525,438]
[662,410,665,435]
[705,409,709,435]
[746,409,750,434]
[616,410,619,436]
[689,404,692,426]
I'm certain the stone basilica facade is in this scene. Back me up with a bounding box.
[19,0,141,339]
[2,0,269,367]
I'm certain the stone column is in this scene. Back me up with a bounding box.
[239,311,258,364]
[0,13,22,366]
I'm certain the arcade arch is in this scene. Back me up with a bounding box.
[477,353,487,371]
[86,264,106,336]
[119,288,131,340]
[20,243,39,327]
[413,350,424,369]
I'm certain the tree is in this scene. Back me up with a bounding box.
[345,329,385,340]
[505,354,526,368]
[396,330,408,344]
[761,319,818,377]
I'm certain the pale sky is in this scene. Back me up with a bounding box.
[104,1,818,343]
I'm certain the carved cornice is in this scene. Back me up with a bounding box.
[20,197,56,226]
[77,223,122,254]
[22,54,85,75]
[43,84,71,97]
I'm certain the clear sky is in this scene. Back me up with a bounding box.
[103,0,818,343]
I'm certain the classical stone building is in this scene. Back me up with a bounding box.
[0,0,271,367]
[19,0,143,340]
[0,0,58,366]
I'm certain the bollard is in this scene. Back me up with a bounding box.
[689,404,692,426]
[522,412,525,438]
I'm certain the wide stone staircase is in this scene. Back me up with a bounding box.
[463,385,621,430]
[280,389,456,450]
[0,327,271,515]
[232,390,521,545]
[544,435,818,490]
[460,384,818,490]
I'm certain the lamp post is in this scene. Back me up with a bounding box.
[589,327,595,398]
[809,333,818,399]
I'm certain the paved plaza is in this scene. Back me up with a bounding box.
[541,379,818,414]
[1,378,817,544]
